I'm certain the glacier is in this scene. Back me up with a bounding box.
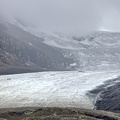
[0,71,120,109]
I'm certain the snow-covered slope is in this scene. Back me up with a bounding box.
[0,71,120,109]
[28,28,120,71]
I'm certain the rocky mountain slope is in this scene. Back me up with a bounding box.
[0,17,75,74]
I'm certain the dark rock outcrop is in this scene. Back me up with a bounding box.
[95,82,120,113]
[88,77,120,113]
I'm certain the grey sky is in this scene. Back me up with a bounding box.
[0,0,120,35]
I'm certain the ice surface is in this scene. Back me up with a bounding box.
[0,71,120,109]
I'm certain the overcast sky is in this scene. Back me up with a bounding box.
[0,0,120,35]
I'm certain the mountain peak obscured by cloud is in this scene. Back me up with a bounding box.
[0,0,120,36]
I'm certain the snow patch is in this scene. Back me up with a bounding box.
[70,63,77,67]
[28,42,32,46]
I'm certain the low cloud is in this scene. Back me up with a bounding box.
[0,0,120,35]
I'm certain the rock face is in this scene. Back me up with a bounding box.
[88,77,120,113]
[95,82,120,113]
[0,18,74,74]
[0,107,120,120]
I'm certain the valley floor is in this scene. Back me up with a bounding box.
[0,107,120,120]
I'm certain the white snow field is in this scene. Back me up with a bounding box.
[0,71,120,109]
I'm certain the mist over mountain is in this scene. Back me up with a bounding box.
[0,0,100,36]
[1,0,120,36]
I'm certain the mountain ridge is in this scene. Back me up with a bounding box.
[1,16,120,74]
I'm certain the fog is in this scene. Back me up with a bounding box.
[0,0,120,35]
